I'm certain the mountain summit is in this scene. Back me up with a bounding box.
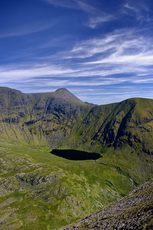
[53,88,83,104]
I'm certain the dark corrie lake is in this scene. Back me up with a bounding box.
[51,149,101,160]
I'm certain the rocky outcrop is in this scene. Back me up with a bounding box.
[63,181,153,230]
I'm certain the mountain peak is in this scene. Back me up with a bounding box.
[54,88,70,93]
[54,88,72,96]
[54,88,83,104]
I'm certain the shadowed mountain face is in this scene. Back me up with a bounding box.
[51,149,101,160]
[0,87,91,147]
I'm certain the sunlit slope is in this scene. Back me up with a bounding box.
[0,141,152,230]
[70,98,153,154]
[64,180,153,229]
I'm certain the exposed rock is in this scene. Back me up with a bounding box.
[16,172,60,186]
[63,181,153,230]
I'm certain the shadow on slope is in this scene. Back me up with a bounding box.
[51,149,101,160]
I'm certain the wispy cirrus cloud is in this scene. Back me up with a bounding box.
[122,0,152,22]
[44,0,151,29]
[1,62,153,104]
[1,28,153,85]
[65,28,153,68]
[44,0,114,28]
[0,65,77,83]
[67,29,151,58]
[45,0,98,13]
[87,15,114,29]
[0,21,57,39]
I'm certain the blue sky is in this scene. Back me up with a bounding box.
[0,0,153,104]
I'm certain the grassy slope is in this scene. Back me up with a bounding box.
[65,180,153,229]
[0,89,153,229]
[0,139,152,230]
[66,98,153,154]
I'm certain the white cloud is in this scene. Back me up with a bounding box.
[87,15,114,28]
[122,1,151,22]
[0,65,77,83]
[64,29,153,79]
[86,53,153,66]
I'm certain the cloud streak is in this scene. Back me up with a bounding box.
[122,0,151,22]
[0,21,57,39]
[45,0,114,28]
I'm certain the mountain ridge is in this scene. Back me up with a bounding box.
[0,86,153,153]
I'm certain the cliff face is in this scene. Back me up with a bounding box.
[63,180,153,230]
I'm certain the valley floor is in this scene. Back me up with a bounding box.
[0,140,153,229]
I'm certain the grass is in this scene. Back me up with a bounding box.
[0,140,153,229]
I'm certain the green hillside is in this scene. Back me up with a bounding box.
[68,98,153,154]
[0,87,90,147]
[0,87,153,229]
[64,180,153,229]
